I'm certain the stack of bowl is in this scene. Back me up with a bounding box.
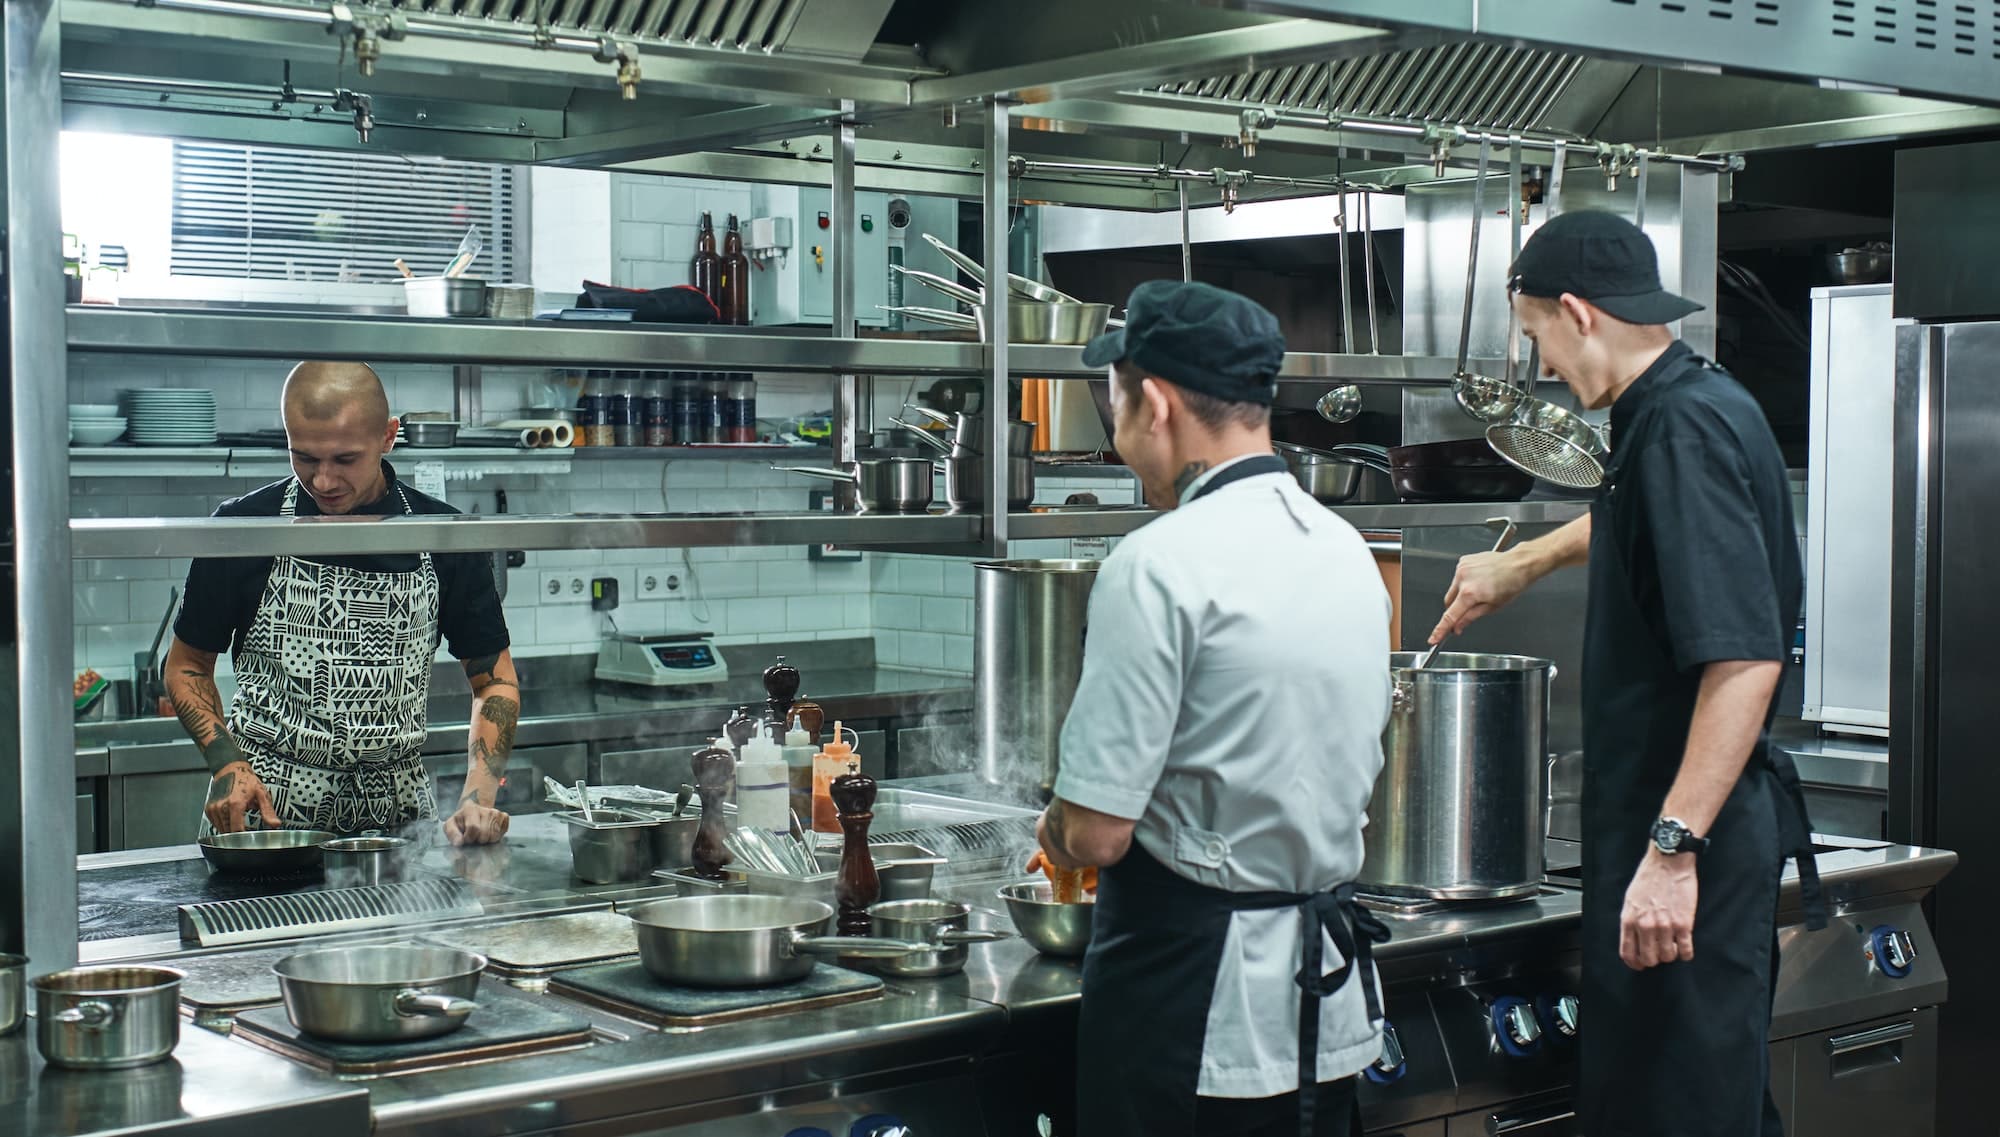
[68,404,127,446]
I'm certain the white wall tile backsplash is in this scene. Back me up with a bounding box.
[866,473,1140,676]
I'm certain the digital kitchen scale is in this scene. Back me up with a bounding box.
[594,632,729,687]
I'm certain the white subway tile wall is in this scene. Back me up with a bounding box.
[867,473,1140,675]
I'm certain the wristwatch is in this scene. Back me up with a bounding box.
[1651,816,1710,856]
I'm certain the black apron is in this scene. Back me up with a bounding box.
[1578,347,1825,1137]
[1074,455,1390,1137]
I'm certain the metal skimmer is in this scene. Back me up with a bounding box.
[1484,400,1609,489]
[177,878,481,947]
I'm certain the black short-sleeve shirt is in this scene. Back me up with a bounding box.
[1580,341,1802,822]
[172,461,511,663]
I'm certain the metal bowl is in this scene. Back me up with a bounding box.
[402,421,461,448]
[974,301,1111,345]
[198,829,339,875]
[0,954,24,1036]
[998,881,1096,959]
[1827,250,1892,285]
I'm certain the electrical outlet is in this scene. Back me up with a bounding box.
[636,568,683,597]
[539,571,591,605]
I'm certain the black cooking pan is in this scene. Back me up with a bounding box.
[1387,438,1536,503]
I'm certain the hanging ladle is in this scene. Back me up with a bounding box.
[1316,386,1362,424]
[1450,140,1529,425]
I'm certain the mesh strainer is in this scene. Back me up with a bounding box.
[1484,388,1609,489]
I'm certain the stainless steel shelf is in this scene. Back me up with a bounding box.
[67,307,1496,384]
[1009,345,1493,384]
[71,511,981,559]
[65,307,985,374]
[1007,499,1591,539]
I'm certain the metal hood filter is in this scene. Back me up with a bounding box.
[1151,42,1598,135]
[408,0,894,60]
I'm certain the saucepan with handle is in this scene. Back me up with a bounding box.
[272,945,485,1042]
[626,894,934,987]
[770,457,934,513]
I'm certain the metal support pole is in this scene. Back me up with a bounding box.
[831,117,860,466]
[1360,193,1378,355]
[1335,187,1353,353]
[1178,180,1192,283]
[2,0,77,968]
[1548,140,1566,219]
[1634,150,1650,232]
[984,100,1011,553]
[452,364,483,428]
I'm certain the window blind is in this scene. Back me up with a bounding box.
[170,143,519,282]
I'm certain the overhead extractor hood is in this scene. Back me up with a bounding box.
[391,0,897,62]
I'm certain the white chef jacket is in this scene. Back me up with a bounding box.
[1053,459,1392,1098]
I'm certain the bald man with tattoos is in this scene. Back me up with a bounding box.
[164,361,514,846]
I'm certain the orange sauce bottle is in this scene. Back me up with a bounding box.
[812,722,857,833]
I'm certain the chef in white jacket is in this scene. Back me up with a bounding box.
[1034,280,1393,1137]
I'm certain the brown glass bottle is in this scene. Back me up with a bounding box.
[721,214,751,325]
[691,212,721,309]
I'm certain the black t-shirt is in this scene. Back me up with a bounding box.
[173,462,511,662]
[1580,340,1802,822]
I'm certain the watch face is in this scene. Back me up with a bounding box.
[1652,819,1681,852]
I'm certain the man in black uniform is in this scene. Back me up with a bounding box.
[1432,212,1821,1137]
[165,361,515,846]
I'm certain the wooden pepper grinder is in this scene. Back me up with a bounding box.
[763,657,800,741]
[830,768,879,936]
[724,706,757,753]
[689,746,736,880]
[789,700,825,745]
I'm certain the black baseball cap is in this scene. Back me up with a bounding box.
[1508,210,1702,326]
[1079,280,1285,406]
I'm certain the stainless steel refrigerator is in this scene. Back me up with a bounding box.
[1890,139,2000,1137]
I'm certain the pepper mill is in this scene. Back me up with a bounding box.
[763,656,800,739]
[830,768,879,936]
[789,699,825,745]
[724,706,757,752]
[689,746,736,880]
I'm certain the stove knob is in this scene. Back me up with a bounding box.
[1365,1019,1408,1085]
[1490,996,1542,1057]
[1866,925,1917,979]
[1554,995,1580,1039]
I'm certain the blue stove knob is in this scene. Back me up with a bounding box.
[1867,925,1917,979]
[1491,996,1542,1058]
[1365,1019,1408,1085]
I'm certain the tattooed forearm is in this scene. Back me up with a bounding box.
[479,695,520,758]
[462,652,503,690]
[1172,460,1210,500]
[169,665,243,775]
[464,694,520,797]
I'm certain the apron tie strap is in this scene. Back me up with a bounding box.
[1765,756,1827,930]
[1290,884,1390,1137]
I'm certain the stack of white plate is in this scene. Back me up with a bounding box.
[122,388,218,446]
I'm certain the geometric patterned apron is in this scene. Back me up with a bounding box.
[216,479,441,836]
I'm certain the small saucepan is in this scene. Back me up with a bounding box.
[626,894,932,988]
[862,899,1011,978]
[321,835,410,888]
[31,966,186,1069]
[771,458,934,513]
[1275,441,1392,505]
[273,945,485,1043]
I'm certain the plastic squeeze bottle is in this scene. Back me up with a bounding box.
[812,722,858,834]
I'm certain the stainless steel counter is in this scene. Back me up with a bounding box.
[0,1020,368,1137]
[76,668,972,757]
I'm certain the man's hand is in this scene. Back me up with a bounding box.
[204,760,278,833]
[1430,545,1540,644]
[1620,849,1698,970]
[444,799,510,846]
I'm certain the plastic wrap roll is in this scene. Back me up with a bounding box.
[489,419,575,449]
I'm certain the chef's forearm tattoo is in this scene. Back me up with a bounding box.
[467,693,520,791]
[1172,460,1210,499]
[206,768,235,805]
[171,665,245,776]
[462,652,519,695]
